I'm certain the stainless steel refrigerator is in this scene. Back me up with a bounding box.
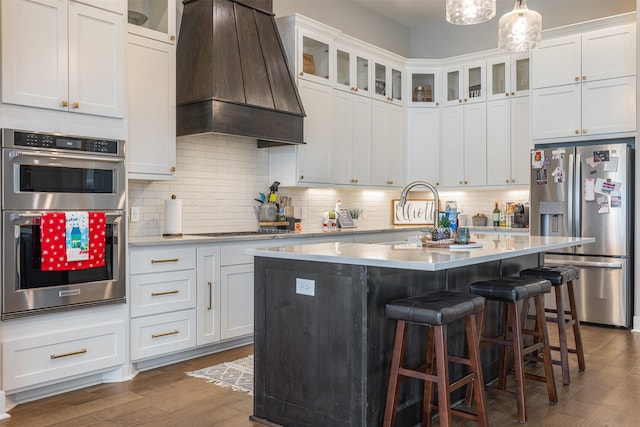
[530,139,634,327]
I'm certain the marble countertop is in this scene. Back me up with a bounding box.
[246,235,594,272]
[128,225,528,246]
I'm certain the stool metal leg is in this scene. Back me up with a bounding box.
[384,320,407,427]
[567,280,586,371]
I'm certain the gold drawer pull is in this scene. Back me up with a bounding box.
[151,289,179,297]
[152,330,179,339]
[51,348,87,359]
[151,258,179,264]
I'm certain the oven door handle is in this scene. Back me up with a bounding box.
[10,211,125,221]
[9,150,123,163]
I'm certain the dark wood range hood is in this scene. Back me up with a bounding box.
[176,0,305,148]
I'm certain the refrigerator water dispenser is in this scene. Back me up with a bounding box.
[539,201,565,236]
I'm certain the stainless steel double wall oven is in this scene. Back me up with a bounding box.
[1,129,126,319]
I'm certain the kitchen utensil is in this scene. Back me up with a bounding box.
[268,182,280,202]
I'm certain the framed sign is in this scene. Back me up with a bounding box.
[302,53,316,74]
[392,199,435,225]
[337,208,356,228]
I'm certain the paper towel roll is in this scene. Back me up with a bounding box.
[164,198,183,236]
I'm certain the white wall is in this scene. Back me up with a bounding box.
[272,0,410,57]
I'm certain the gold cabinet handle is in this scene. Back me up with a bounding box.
[505,179,510,184]
[436,182,440,186]
[170,166,176,172]
[582,129,587,134]
[299,175,304,180]
[582,76,587,80]
[299,72,304,76]
[61,100,68,107]
[435,102,440,106]
[511,92,515,96]
[72,102,79,109]
[208,281,213,311]
[464,181,468,185]
[152,330,179,339]
[151,289,179,297]
[505,93,509,96]
[463,98,468,102]
[151,258,179,264]
[458,99,462,103]
[170,35,176,41]
[459,180,463,185]
[575,130,580,134]
[51,348,87,359]
[575,76,580,81]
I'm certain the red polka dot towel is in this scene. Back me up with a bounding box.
[40,212,106,271]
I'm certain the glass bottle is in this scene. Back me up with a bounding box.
[493,201,500,226]
[499,202,506,227]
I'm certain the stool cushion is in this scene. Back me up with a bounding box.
[469,277,551,302]
[520,266,579,285]
[385,291,485,326]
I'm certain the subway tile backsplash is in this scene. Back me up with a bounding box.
[128,134,529,237]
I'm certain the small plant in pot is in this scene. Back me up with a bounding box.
[431,215,452,241]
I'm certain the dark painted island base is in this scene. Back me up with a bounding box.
[252,254,539,427]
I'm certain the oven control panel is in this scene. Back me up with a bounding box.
[6,130,121,155]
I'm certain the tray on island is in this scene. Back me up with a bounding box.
[425,240,483,250]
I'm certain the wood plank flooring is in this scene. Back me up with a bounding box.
[1,324,639,426]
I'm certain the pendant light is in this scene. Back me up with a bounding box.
[498,0,542,52]
[446,0,496,25]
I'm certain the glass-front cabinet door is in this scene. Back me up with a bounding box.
[372,59,403,104]
[127,0,176,44]
[298,30,332,84]
[444,66,462,106]
[334,45,370,96]
[464,63,485,103]
[488,54,530,101]
[407,69,440,107]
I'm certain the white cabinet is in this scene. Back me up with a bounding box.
[531,24,636,141]
[270,79,333,185]
[372,57,404,105]
[487,54,530,101]
[532,25,636,89]
[441,103,486,187]
[334,42,371,97]
[126,33,177,179]
[532,75,636,140]
[406,107,440,185]
[129,246,197,361]
[1,0,124,118]
[196,247,221,346]
[127,0,176,44]
[2,321,125,391]
[406,68,441,107]
[443,62,486,106]
[371,100,404,187]
[332,90,371,185]
[220,264,254,340]
[487,96,530,186]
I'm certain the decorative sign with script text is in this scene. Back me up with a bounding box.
[391,199,435,225]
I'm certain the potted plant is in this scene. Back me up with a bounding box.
[348,208,361,227]
[431,215,452,241]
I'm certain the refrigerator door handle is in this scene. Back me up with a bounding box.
[574,153,581,239]
[568,153,575,238]
[545,259,623,269]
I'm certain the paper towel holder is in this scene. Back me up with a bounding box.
[163,194,183,237]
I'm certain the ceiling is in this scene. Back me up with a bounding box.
[347,0,636,28]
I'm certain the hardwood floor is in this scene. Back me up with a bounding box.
[1,324,639,426]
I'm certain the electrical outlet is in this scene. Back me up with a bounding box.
[296,278,315,296]
[130,207,140,223]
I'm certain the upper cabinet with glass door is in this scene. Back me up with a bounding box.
[372,57,404,104]
[298,29,333,85]
[487,54,530,101]
[406,68,440,107]
[443,62,485,106]
[334,43,370,96]
[127,0,176,44]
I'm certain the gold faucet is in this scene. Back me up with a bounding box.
[399,181,440,225]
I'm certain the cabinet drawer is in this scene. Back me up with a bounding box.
[130,246,196,274]
[131,309,196,360]
[130,270,197,317]
[2,322,125,391]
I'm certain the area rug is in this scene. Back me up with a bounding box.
[186,354,254,396]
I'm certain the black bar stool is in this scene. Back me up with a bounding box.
[520,266,585,385]
[468,277,557,424]
[383,291,488,427]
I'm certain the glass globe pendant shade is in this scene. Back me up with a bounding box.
[498,0,542,52]
[446,0,496,25]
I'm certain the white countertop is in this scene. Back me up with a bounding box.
[246,235,594,271]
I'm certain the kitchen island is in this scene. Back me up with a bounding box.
[247,235,594,427]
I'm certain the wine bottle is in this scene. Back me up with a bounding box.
[499,202,506,227]
[493,201,500,226]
